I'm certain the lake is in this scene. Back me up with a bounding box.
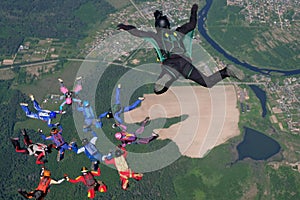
[237,127,281,160]
[249,85,267,118]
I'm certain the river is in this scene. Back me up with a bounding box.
[197,0,300,76]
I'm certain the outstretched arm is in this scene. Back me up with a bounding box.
[59,101,66,111]
[41,134,52,141]
[50,178,65,185]
[117,24,156,38]
[70,143,85,154]
[68,176,84,184]
[91,167,101,177]
[176,4,198,34]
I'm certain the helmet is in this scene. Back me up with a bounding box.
[65,91,73,98]
[83,100,89,107]
[50,128,58,134]
[106,112,113,119]
[81,166,89,173]
[82,138,89,146]
[43,169,51,177]
[49,111,56,118]
[115,149,124,157]
[115,132,122,140]
[155,16,170,29]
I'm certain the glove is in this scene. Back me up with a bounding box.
[154,10,162,19]
[117,23,128,30]
[191,4,198,12]
[117,23,135,31]
[64,174,69,181]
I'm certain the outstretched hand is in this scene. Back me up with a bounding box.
[117,23,135,31]
[192,4,198,12]
[64,174,70,181]
[154,10,162,19]
[117,23,127,30]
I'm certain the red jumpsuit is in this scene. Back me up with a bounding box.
[68,168,107,199]
[11,133,50,165]
[18,170,64,200]
[105,147,143,190]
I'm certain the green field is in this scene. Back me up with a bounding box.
[205,0,299,70]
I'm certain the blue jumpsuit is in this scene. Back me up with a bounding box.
[20,100,61,127]
[77,103,101,132]
[71,136,112,164]
[41,125,70,161]
[98,87,142,127]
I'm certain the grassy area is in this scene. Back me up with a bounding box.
[206,0,299,70]
[15,61,81,100]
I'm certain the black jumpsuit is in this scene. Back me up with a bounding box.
[120,4,229,94]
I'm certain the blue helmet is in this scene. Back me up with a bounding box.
[49,111,56,118]
[83,100,89,107]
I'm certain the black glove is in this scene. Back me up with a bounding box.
[191,4,198,12]
[117,23,134,31]
[154,10,162,19]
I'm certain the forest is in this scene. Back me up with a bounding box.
[0,0,115,57]
[1,60,300,199]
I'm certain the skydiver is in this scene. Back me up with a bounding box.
[65,166,107,199]
[98,83,145,127]
[10,129,52,165]
[58,77,82,112]
[18,167,65,200]
[69,131,113,170]
[20,94,64,127]
[113,117,158,147]
[104,146,143,190]
[40,125,72,162]
[77,100,102,132]
[117,4,244,95]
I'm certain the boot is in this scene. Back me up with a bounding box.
[18,189,29,199]
[21,129,27,136]
[11,138,20,149]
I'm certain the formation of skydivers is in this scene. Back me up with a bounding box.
[14,79,151,199]
[12,4,245,199]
